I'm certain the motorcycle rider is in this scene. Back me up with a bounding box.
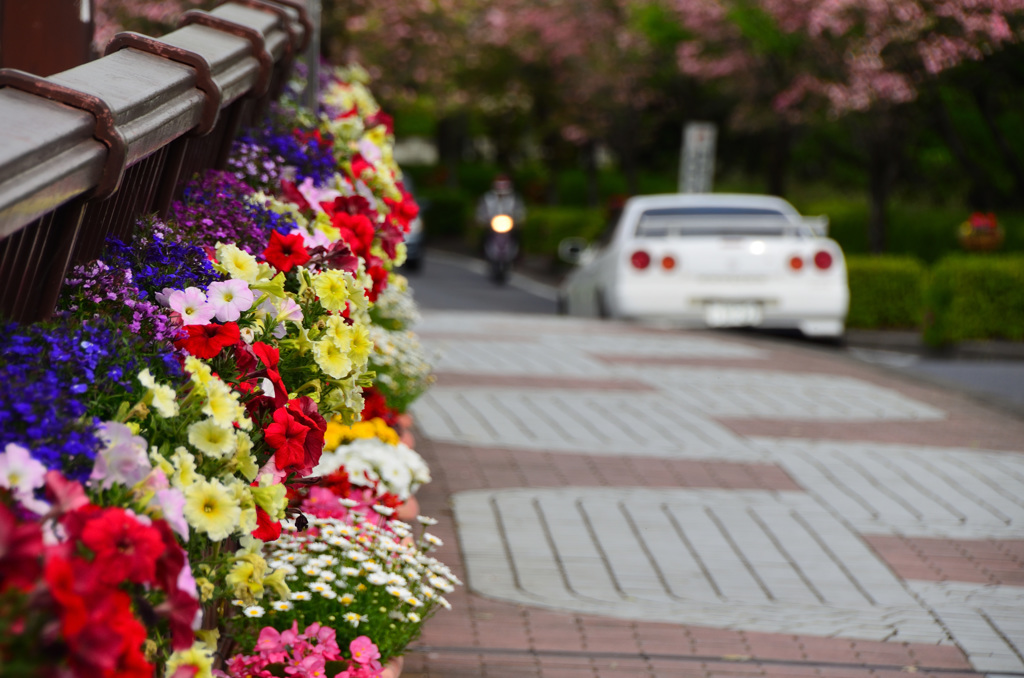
[474,174,526,236]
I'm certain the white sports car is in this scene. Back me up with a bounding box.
[558,194,849,338]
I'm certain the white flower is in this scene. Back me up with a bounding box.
[437,596,452,610]
[340,566,361,577]
[206,279,254,322]
[319,588,337,599]
[407,612,421,623]
[301,565,322,577]
[243,605,265,618]
[366,572,389,586]
[372,504,395,517]
[318,570,337,582]
[343,612,368,628]
[291,591,312,601]
[423,533,443,547]
[138,369,179,418]
[346,550,368,562]
[271,600,294,611]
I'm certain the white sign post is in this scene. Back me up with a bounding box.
[679,122,717,194]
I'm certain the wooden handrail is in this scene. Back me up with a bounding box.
[0,0,311,322]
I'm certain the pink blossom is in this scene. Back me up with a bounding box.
[207,279,255,322]
[166,287,216,326]
[255,626,289,664]
[349,637,381,666]
[153,487,190,541]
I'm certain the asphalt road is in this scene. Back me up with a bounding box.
[405,249,1024,416]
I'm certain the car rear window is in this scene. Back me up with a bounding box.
[635,207,803,238]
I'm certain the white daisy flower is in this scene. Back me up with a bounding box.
[340,566,361,577]
[291,591,312,601]
[417,515,438,526]
[243,605,265,617]
[343,612,367,627]
[407,612,421,623]
[271,600,294,611]
[366,572,389,586]
[301,565,322,577]
[318,571,337,582]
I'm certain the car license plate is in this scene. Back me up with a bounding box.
[704,302,763,328]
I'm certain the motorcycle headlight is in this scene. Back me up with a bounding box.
[490,214,514,233]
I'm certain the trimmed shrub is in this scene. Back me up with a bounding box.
[923,255,1024,346]
[845,255,926,329]
[520,207,605,255]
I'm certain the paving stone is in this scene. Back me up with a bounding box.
[413,388,764,461]
[754,438,1024,539]
[451,487,947,643]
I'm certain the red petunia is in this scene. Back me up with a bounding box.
[174,322,241,359]
[251,506,282,542]
[349,153,373,181]
[280,179,311,212]
[81,507,165,586]
[330,211,375,260]
[263,229,310,273]
[0,503,44,592]
[266,407,311,473]
[361,386,397,426]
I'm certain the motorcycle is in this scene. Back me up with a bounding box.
[484,214,518,284]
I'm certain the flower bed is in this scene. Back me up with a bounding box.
[0,64,450,677]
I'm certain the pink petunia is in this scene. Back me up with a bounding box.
[166,287,217,325]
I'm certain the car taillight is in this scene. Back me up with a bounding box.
[814,251,833,270]
[661,255,676,270]
[789,256,804,271]
[631,250,651,270]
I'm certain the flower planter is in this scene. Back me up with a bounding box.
[395,494,419,521]
[382,655,404,678]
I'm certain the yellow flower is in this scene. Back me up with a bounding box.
[263,567,291,599]
[233,431,259,482]
[216,243,259,282]
[166,642,215,678]
[195,577,216,602]
[188,419,236,458]
[323,315,352,344]
[185,356,214,388]
[251,480,287,520]
[184,478,241,541]
[202,379,245,428]
[349,322,372,368]
[138,369,178,418]
[226,553,268,604]
[313,337,353,379]
[312,269,351,312]
[170,446,197,489]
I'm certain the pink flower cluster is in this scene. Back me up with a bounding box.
[222,623,383,678]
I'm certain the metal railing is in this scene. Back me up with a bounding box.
[0,0,313,322]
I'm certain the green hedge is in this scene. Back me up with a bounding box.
[520,207,604,255]
[923,255,1024,346]
[845,255,926,329]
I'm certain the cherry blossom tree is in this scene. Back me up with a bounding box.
[668,0,1024,251]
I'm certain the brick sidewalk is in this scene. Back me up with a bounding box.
[400,312,1024,677]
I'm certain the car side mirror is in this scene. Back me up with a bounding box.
[558,237,589,265]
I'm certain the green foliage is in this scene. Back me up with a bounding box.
[556,170,590,206]
[418,188,470,237]
[629,2,692,48]
[845,256,926,329]
[923,255,1024,346]
[456,163,499,197]
[520,207,605,255]
[392,99,438,138]
[725,3,802,58]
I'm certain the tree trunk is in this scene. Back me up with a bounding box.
[865,119,899,254]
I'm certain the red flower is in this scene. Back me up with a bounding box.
[349,153,373,181]
[253,342,289,408]
[365,110,394,135]
[0,503,44,592]
[263,230,310,273]
[44,469,89,513]
[266,408,311,473]
[81,507,165,586]
[361,386,397,425]
[366,260,389,302]
[251,506,282,542]
[174,322,240,359]
[330,211,375,260]
[280,180,311,212]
